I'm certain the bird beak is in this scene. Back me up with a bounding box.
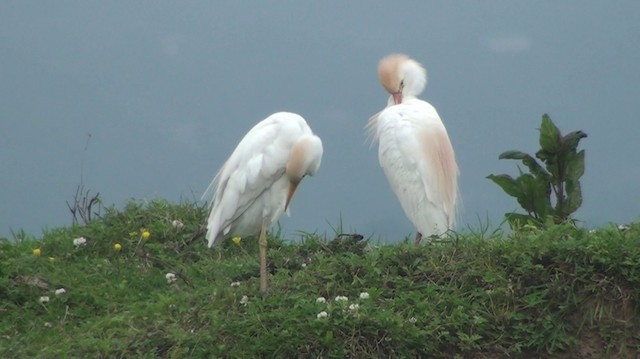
[285,181,299,212]
[393,91,402,105]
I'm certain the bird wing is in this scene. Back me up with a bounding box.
[204,113,309,246]
[376,100,458,235]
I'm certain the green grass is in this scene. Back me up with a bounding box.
[1,199,639,358]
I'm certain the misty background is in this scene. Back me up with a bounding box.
[2,2,639,241]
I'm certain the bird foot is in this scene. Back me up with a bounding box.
[414,232,423,247]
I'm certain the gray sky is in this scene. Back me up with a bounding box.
[2,2,639,241]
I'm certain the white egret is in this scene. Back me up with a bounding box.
[368,54,459,245]
[202,112,323,292]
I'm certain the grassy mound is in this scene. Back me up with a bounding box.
[1,200,638,358]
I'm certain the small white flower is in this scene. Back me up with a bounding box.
[334,295,348,303]
[348,303,359,311]
[409,317,417,324]
[171,220,184,230]
[359,292,370,300]
[316,296,326,304]
[618,224,630,232]
[73,237,87,247]
[44,322,52,328]
[39,296,50,303]
[316,311,328,319]
[165,273,177,284]
[230,281,241,287]
[301,263,307,268]
[589,229,597,234]
[55,288,66,296]
[240,295,249,306]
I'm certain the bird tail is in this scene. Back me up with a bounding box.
[205,210,222,248]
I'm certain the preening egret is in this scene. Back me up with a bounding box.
[202,112,323,292]
[368,54,459,245]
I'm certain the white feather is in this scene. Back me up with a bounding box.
[203,112,323,247]
[371,54,459,239]
[376,99,457,236]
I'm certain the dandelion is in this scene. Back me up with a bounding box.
[230,281,241,287]
[316,297,326,304]
[114,243,122,252]
[171,219,184,230]
[334,295,348,303]
[317,311,328,319]
[141,230,151,240]
[55,288,66,296]
[165,273,177,284]
[231,236,241,245]
[39,296,50,304]
[348,303,359,311]
[240,295,249,306]
[359,292,370,300]
[409,317,417,324]
[32,248,41,257]
[73,237,87,247]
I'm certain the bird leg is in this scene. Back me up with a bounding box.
[259,218,269,294]
[414,232,423,247]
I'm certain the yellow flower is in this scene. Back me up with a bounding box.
[114,243,122,252]
[232,236,242,245]
[33,248,41,256]
[141,230,150,240]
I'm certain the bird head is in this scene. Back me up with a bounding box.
[377,54,427,105]
[285,134,323,211]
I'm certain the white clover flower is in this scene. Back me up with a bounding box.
[316,296,326,304]
[39,296,50,303]
[240,295,249,306]
[334,295,348,303]
[73,237,87,247]
[230,281,241,287]
[348,303,359,311]
[171,220,184,230]
[359,292,370,300]
[55,288,66,296]
[317,311,328,319]
[409,317,417,324]
[165,273,177,284]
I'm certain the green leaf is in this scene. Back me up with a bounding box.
[323,330,334,345]
[539,114,561,154]
[561,130,588,153]
[565,149,585,183]
[505,212,541,229]
[489,113,586,226]
[499,150,529,160]
[500,150,550,180]
[516,174,551,217]
[486,174,521,198]
[563,179,583,215]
